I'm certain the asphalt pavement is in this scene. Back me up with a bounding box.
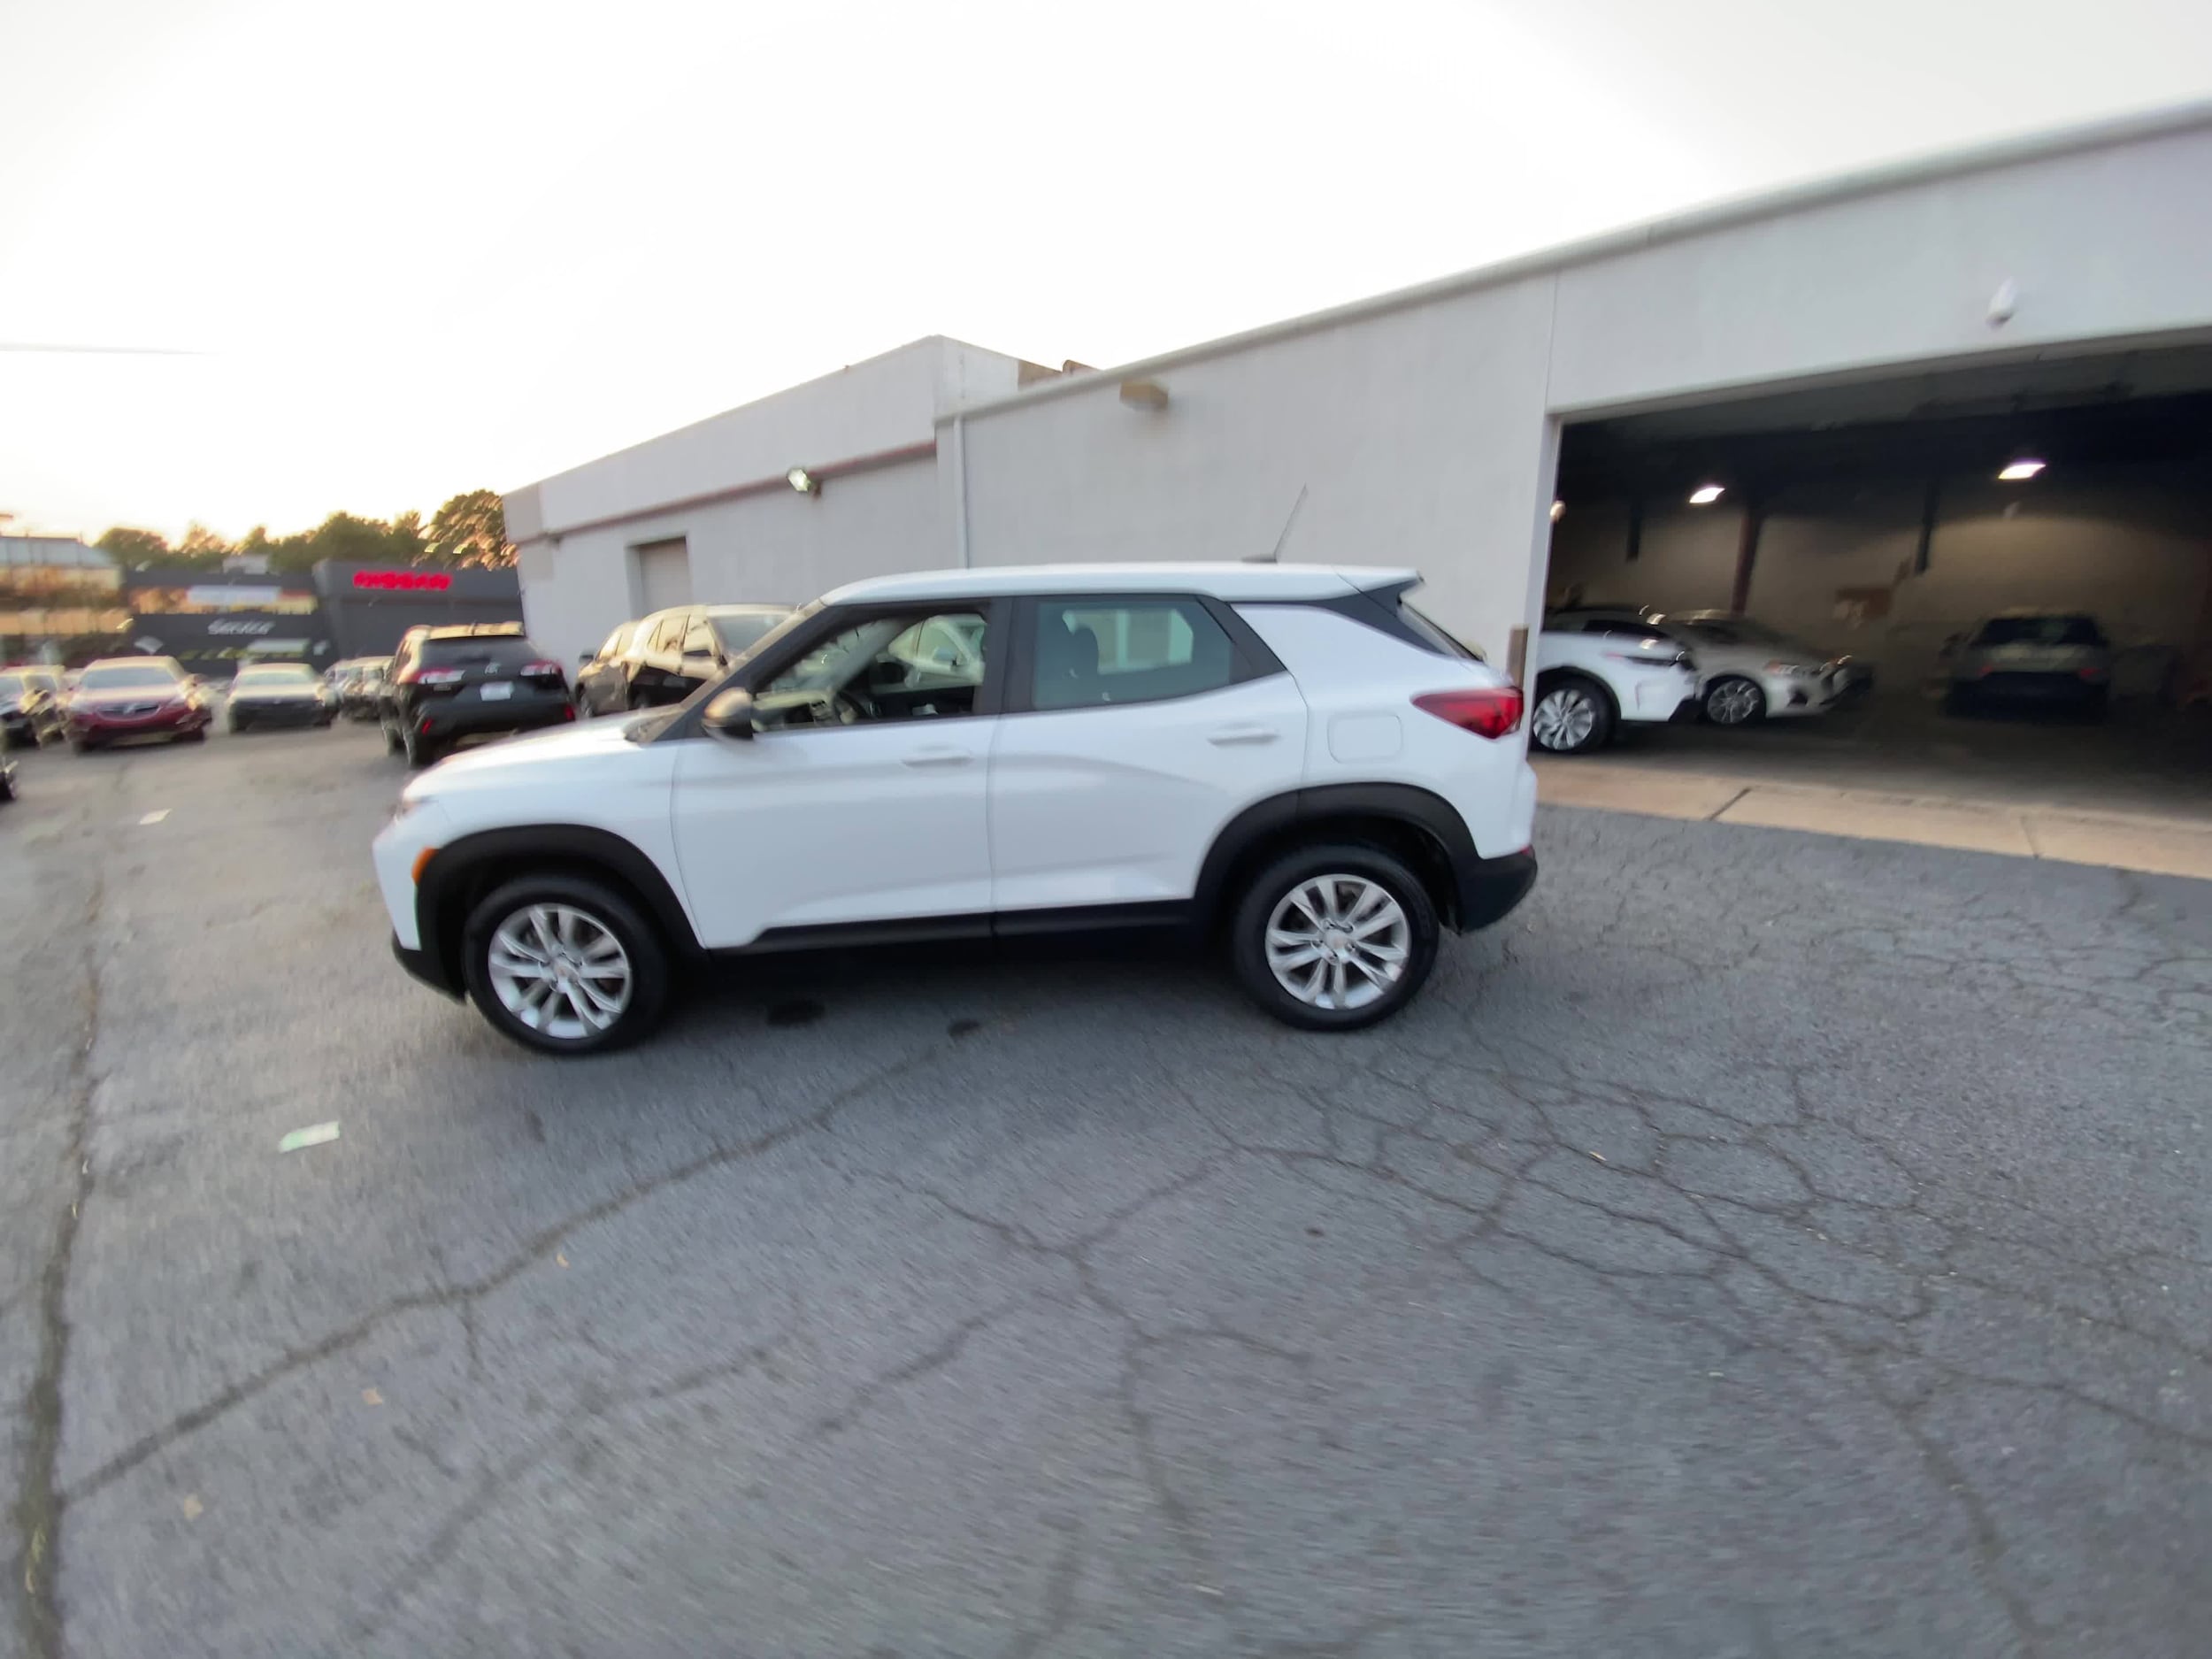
[0,718,2207,1657]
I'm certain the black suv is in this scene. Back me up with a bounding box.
[575,603,791,716]
[380,625,574,768]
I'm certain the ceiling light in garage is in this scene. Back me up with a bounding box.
[1997,457,2046,481]
[786,467,819,495]
[1549,500,1565,523]
[1687,483,1724,505]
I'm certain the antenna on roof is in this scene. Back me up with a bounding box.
[1248,485,1308,564]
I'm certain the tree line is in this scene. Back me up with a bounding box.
[96,488,513,575]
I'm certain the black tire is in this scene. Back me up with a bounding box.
[1230,842,1440,1032]
[177,727,206,744]
[69,736,96,755]
[1702,675,1765,727]
[227,714,247,733]
[402,721,442,769]
[1528,672,1615,755]
[382,714,404,755]
[461,873,670,1055]
[0,767,13,802]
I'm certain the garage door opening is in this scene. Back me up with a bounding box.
[1538,341,2212,865]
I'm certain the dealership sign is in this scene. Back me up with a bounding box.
[353,569,452,592]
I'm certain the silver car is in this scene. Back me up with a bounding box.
[1945,611,2113,718]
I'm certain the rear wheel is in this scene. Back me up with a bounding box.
[177,727,206,744]
[1528,673,1614,755]
[227,713,248,733]
[462,874,670,1054]
[402,721,441,769]
[1703,676,1765,726]
[1231,843,1439,1032]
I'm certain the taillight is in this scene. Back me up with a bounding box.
[520,659,563,678]
[1413,687,1524,740]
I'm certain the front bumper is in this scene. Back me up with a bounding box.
[1449,847,1538,933]
[230,698,330,725]
[70,707,208,738]
[1958,671,2106,703]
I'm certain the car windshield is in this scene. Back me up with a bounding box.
[80,663,181,690]
[706,609,788,657]
[1973,615,2104,647]
[236,664,315,684]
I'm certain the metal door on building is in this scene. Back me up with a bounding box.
[634,539,692,613]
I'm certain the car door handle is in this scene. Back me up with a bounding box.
[901,746,974,767]
[1207,724,1279,746]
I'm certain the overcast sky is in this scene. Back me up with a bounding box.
[4,0,2209,541]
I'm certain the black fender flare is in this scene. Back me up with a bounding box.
[1192,783,1482,926]
[414,826,702,989]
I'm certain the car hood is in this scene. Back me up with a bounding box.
[419,711,644,780]
[74,686,185,706]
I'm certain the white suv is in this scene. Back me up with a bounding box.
[1529,616,1700,754]
[373,565,1540,1052]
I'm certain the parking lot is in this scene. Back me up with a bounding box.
[3,720,2208,1657]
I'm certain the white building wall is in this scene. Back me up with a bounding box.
[949,108,2212,667]
[955,278,1561,665]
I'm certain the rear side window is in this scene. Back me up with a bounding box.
[419,637,544,670]
[1033,599,1235,710]
[598,624,633,659]
[1311,583,1482,661]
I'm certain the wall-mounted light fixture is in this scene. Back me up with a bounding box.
[786,466,820,495]
[1118,378,1169,411]
[1687,483,1724,505]
[1996,457,2045,482]
[1548,500,1565,523]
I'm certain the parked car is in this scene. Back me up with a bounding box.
[65,657,212,751]
[1529,615,1700,754]
[227,661,337,731]
[337,659,389,721]
[1555,607,1843,726]
[574,603,795,716]
[373,564,1539,1054]
[0,665,70,748]
[380,624,575,768]
[1944,611,2114,717]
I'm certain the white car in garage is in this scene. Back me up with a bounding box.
[1531,616,1700,754]
[1556,607,1844,727]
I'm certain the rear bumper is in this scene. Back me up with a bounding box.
[1956,672,2105,703]
[415,697,573,738]
[1449,847,1538,932]
[392,932,464,999]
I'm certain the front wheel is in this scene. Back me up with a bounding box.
[227,715,246,733]
[1528,674,1614,755]
[1231,843,1439,1032]
[177,727,206,744]
[1703,676,1764,726]
[462,875,670,1054]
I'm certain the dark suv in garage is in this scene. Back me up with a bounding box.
[574,604,792,715]
[380,625,575,767]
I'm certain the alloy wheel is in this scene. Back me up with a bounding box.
[1264,875,1410,1011]
[1531,687,1597,752]
[1707,680,1763,725]
[487,903,634,1040]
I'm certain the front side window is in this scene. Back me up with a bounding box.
[1032,599,1234,710]
[755,610,987,730]
[649,613,687,654]
[680,615,717,657]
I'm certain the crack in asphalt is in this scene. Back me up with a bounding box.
[65,1044,943,1509]
[10,867,102,1659]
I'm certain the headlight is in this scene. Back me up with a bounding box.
[1764,659,1814,676]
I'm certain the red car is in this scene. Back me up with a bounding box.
[66,657,213,752]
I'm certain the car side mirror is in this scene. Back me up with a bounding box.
[578,650,595,666]
[703,687,756,740]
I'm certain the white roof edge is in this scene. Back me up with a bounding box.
[820,562,1420,604]
[937,97,2212,427]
